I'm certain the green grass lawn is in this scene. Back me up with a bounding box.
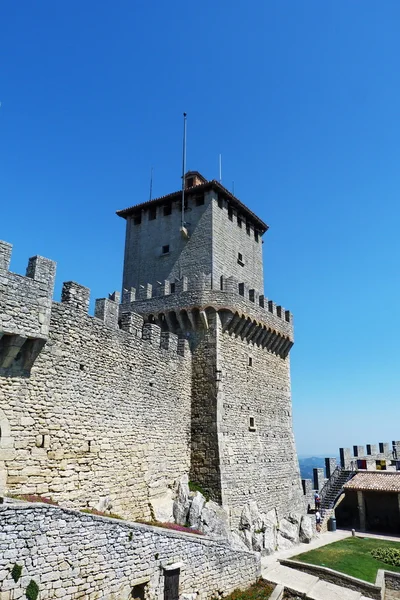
[292,536,400,583]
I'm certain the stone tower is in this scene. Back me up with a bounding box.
[117,172,304,528]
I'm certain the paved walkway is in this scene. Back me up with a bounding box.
[262,529,399,600]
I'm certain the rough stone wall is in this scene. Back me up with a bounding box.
[122,192,214,292]
[217,320,304,528]
[0,287,191,519]
[0,502,259,600]
[0,242,56,373]
[190,314,222,504]
[212,196,264,293]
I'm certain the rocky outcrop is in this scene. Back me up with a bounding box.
[172,477,313,554]
[299,515,313,543]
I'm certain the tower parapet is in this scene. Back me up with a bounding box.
[120,273,293,358]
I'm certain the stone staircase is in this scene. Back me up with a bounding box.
[319,468,355,530]
[320,468,354,510]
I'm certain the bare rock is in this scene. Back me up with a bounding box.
[252,531,264,552]
[173,474,190,526]
[299,515,313,543]
[229,531,249,552]
[277,531,295,550]
[200,501,230,539]
[239,504,252,530]
[151,489,174,523]
[263,523,276,555]
[188,491,206,529]
[279,517,299,543]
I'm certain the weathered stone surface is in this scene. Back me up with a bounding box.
[279,517,299,543]
[173,475,191,525]
[200,501,230,539]
[188,491,206,529]
[0,503,259,600]
[151,489,174,523]
[251,531,264,552]
[277,531,295,550]
[263,523,276,555]
[299,515,313,543]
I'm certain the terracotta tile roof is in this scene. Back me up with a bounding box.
[116,178,269,233]
[344,471,400,493]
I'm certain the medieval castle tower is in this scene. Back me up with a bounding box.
[0,171,304,534]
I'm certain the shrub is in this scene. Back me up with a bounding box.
[218,579,274,600]
[371,547,400,567]
[10,494,58,506]
[11,564,22,583]
[26,580,39,600]
[136,518,203,535]
[81,508,123,520]
[188,481,210,502]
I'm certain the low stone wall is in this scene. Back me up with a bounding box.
[279,559,381,600]
[385,570,400,591]
[0,502,260,600]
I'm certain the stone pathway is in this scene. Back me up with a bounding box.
[262,529,400,600]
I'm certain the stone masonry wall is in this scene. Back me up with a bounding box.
[0,286,191,519]
[212,196,264,293]
[217,319,304,528]
[122,192,214,292]
[0,502,259,600]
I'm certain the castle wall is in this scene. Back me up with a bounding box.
[0,289,191,519]
[217,323,304,527]
[212,196,264,292]
[122,192,214,292]
[0,502,259,600]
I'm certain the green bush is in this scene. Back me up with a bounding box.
[371,547,400,567]
[26,580,39,600]
[188,481,210,502]
[11,563,22,583]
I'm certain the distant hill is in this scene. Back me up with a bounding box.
[298,456,327,480]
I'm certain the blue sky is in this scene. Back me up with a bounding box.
[1,1,399,455]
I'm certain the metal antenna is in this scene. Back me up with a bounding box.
[149,166,153,201]
[219,154,222,183]
[181,113,187,230]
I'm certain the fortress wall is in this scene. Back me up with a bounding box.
[212,195,264,294]
[122,191,214,292]
[217,325,304,527]
[0,502,259,600]
[0,296,192,519]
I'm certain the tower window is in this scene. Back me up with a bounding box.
[187,177,194,188]
[254,231,259,242]
[249,417,256,431]
[228,207,233,221]
[162,245,169,255]
[133,214,141,225]
[248,356,253,367]
[246,224,251,236]
[237,253,244,266]
[163,204,172,216]
[217,197,223,209]
[149,207,157,220]
[237,216,242,228]
[195,194,205,206]
[170,282,176,293]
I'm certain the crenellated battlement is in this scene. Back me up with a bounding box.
[121,273,293,342]
[339,440,400,470]
[58,282,189,358]
[0,241,56,371]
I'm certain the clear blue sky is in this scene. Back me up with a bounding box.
[1,1,399,456]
